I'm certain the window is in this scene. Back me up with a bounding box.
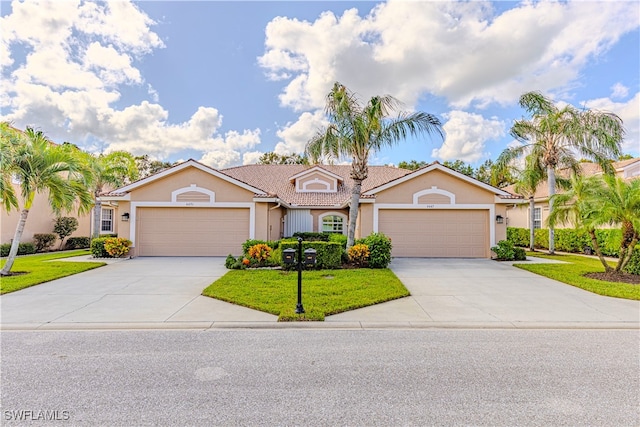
[101,208,113,233]
[322,215,344,234]
[533,208,541,229]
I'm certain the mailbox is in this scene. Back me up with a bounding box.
[283,248,296,265]
[303,248,317,267]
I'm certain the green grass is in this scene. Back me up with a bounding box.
[514,252,640,300]
[202,268,410,321]
[0,250,105,294]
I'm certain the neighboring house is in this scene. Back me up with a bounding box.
[0,182,93,246]
[101,159,518,258]
[504,158,640,230]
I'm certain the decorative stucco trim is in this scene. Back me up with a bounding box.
[127,201,255,247]
[171,184,216,203]
[372,203,496,247]
[298,177,338,193]
[412,187,456,204]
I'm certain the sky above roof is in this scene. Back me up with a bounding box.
[1,0,639,169]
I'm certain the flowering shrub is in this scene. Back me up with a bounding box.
[348,244,370,267]
[103,237,132,258]
[242,258,250,266]
[248,244,272,263]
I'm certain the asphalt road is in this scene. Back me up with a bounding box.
[1,329,638,426]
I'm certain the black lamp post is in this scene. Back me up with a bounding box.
[282,237,317,314]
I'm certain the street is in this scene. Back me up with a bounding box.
[1,329,638,426]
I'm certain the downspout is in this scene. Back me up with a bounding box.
[268,199,281,241]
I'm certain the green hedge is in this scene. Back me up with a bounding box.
[291,232,330,242]
[90,237,112,258]
[0,242,37,257]
[65,236,91,249]
[33,233,56,252]
[507,227,623,257]
[624,246,640,275]
[279,240,342,269]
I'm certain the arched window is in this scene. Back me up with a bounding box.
[320,213,346,234]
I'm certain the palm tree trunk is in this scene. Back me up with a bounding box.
[529,196,535,251]
[547,166,556,254]
[346,179,362,249]
[618,235,638,272]
[0,208,29,276]
[92,198,101,239]
[588,228,612,273]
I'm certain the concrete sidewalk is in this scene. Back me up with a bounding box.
[1,256,638,330]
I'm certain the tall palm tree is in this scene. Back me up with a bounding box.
[306,82,444,248]
[1,127,93,276]
[497,91,624,254]
[82,151,138,238]
[0,122,20,212]
[513,163,546,251]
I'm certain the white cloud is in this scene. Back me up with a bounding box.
[0,0,259,167]
[432,111,505,163]
[273,110,327,155]
[611,83,629,100]
[242,151,264,165]
[584,92,640,156]
[259,1,639,110]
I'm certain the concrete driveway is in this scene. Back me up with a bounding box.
[1,256,638,329]
[326,258,640,328]
[0,257,277,329]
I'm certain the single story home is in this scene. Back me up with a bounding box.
[504,158,640,230]
[102,160,518,258]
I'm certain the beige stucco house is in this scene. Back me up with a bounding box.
[102,160,517,258]
[504,158,640,230]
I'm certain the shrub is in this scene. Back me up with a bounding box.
[279,241,342,269]
[90,237,111,258]
[33,233,56,252]
[65,236,91,249]
[623,245,640,275]
[328,233,347,249]
[225,254,236,269]
[506,227,529,247]
[491,240,525,261]
[0,242,37,257]
[103,237,132,258]
[53,217,79,249]
[248,243,272,262]
[348,243,369,267]
[357,233,393,268]
[292,232,329,242]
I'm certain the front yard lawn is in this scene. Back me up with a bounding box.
[515,253,640,300]
[202,268,410,321]
[0,250,105,294]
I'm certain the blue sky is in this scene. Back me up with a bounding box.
[1,0,639,169]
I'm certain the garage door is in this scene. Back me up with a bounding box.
[378,209,489,258]
[137,207,250,256]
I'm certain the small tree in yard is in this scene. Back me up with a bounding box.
[54,217,79,249]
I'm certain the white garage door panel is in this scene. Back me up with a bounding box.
[378,209,488,258]
[137,207,249,256]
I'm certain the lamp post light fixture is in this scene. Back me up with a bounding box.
[282,237,317,314]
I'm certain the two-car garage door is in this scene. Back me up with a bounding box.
[137,207,249,256]
[378,209,489,258]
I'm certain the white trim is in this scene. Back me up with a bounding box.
[288,166,344,182]
[298,177,337,193]
[171,184,216,203]
[319,211,348,235]
[372,203,496,247]
[363,163,511,196]
[128,201,255,247]
[115,159,266,195]
[413,187,455,204]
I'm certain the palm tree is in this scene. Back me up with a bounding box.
[497,91,624,254]
[306,82,444,248]
[0,123,20,212]
[1,127,93,276]
[83,151,138,238]
[513,164,546,251]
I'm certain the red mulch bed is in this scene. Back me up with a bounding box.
[584,272,640,285]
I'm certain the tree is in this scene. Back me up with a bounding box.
[53,216,79,249]
[442,160,474,177]
[83,151,138,238]
[306,82,444,248]
[135,154,175,178]
[1,126,93,276]
[257,152,309,165]
[496,91,624,254]
[513,165,546,251]
[549,174,640,272]
[397,160,426,171]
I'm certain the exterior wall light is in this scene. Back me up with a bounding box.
[496,215,504,224]
[121,212,130,221]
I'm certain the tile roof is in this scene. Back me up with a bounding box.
[221,164,411,207]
